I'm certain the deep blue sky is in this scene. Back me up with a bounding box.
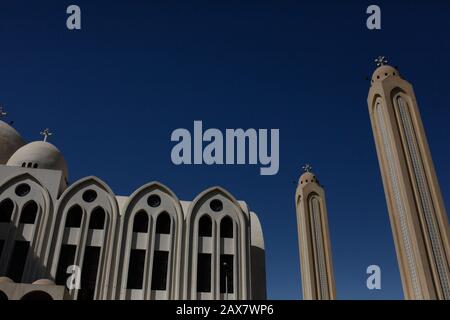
[1,0,450,299]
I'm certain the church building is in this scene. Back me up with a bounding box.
[0,111,266,300]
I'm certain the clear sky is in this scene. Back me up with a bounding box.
[1,0,449,299]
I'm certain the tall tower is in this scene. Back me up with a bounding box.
[295,164,336,300]
[368,57,450,300]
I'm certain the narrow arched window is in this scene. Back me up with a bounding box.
[155,212,171,234]
[127,211,150,290]
[0,199,14,261]
[220,216,233,238]
[199,215,212,237]
[56,206,82,286]
[7,240,30,282]
[20,201,38,224]
[0,199,14,223]
[88,207,105,230]
[65,205,83,228]
[6,201,38,282]
[21,291,53,300]
[0,290,8,300]
[133,211,149,233]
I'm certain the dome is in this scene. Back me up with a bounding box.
[371,65,399,83]
[7,141,68,179]
[0,276,14,284]
[32,279,55,285]
[299,171,318,185]
[0,120,25,164]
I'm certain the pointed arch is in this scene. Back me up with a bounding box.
[369,93,383,114]
[0,173,52,283]
[49,176,119,300]
[183,186,250,300]
[115,181,183,300]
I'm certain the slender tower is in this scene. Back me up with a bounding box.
[295,164,336,300]
[368,57,450,300]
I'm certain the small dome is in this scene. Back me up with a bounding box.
[7,141,68,179]
[32,279,55,285]
[0,276,14,284]
[0,120,25,164]
[371,65,399,83]
[299,171,318,185]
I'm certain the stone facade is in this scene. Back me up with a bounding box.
[0,122,266,300]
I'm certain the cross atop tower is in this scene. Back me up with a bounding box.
[302,164,312,173]
[374,56,388,67]
[40,128,53,142]
[0,106,7,119]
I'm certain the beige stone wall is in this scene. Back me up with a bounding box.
[295,172,336,300]
[368,65,450,300]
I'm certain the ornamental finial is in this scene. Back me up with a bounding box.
[0,106,7,119]
[40,128,53,142]
[374,56,388,67]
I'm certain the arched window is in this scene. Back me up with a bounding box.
[0,290,8,300]
[133,211,149,233]
[198,215,212,237]
[4,201,38,283]
[55,206,83,286]
[21,291,53,301]
[88,207,105,230]
[8,241,30,282]
[220,216,233,238]
[79,207,107,300]
[155,212,171,234]
[19,201,38,224]
[126,211,150,290]
[0,199,14,223]
[65,205,83,228]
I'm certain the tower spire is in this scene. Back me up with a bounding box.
[368,60,450,299]
[40,128,53,142]
[295,166,336,300]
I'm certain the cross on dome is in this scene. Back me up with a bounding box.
[302,164,312,173]
[375,56,388,67]
[40,128,53,142]
[0,106,7,119]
